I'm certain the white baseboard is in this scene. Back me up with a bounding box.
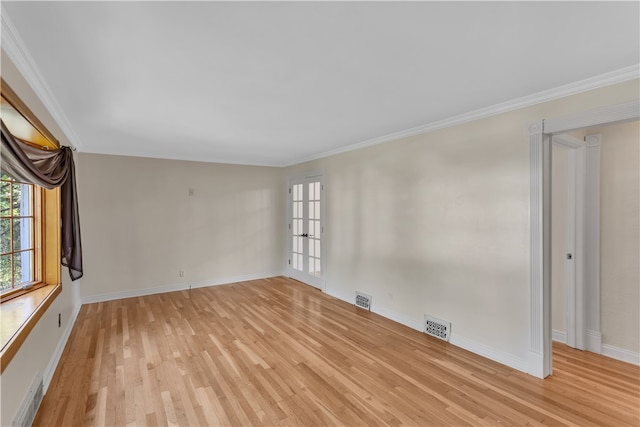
[586,329,602,353]
[43,302,81,392]
[80,271,285,304]
[450,334,528,373]
[601,344,640,366]
[371,305,424,332]
[527,351,545,379]
[325,287,528,374]
[325,288,424,331]
[552,329,567,344]
[549,328,637,366]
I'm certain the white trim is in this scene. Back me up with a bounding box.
[43,302,81,392]
[566,147,579,348]
[325,288,528,373]
[552,134,587,351]
[283,67,639,167]
[553,134,585,150]
[527,352,545,379]
[1,8,83,150]
[601,344,640,366]
[80,272,284,304]
[584,136,601,343]
[287,169,326,180]
[528,121,552,379]
[573,144,587,349]
[552,329,567,344]
[286,171,326,292]
[327,286,431,332]
[586,329,602,354]
[449,334,528,373]
[545,100,640,135]
[370,305,424,332]
[529,101,639,380]
[3,1,636,167]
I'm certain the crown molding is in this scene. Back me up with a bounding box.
[1,7,83,150]
[282,64,639,167]
[2,3,636,164]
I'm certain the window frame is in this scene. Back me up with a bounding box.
[0,78,62,372]
[1,176,39,295]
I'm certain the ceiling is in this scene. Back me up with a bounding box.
[2,2,639,167]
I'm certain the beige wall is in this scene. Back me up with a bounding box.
[599,121,639,353]
[551,145,569,336]
[76,154,285,299]
[285,79,639,364]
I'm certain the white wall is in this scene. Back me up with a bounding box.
[285,79,639,369]
[76,154,286,301]
[599,121,639,353]
[551,145,569,339]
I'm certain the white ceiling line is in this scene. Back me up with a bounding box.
[1,7,83,150]
[280,64,640,167]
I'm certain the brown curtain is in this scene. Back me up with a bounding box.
[1,119,83,281]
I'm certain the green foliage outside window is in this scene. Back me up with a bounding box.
[1,172,35,292]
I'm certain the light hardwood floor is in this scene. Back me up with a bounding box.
[34,277,639,426]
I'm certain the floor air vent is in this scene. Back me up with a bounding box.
[424,315,451,342]
[13,373,43,427]
[355,292,372,311]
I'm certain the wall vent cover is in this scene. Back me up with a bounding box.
[424,315,451,342]
[355,292,372,311]
[13,373,43,427]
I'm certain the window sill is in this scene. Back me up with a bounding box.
[0,283,61,373]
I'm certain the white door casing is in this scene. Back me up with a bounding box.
[287,170,326,290]
[552,134,586,350]
[528,100,639,379]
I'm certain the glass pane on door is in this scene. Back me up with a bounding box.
[292,183,304,272]
[308,182,321,278]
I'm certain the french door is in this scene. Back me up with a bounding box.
[288,173,325,290]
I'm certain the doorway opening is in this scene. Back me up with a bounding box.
[551,122,640,371]
[528,100,639,378]
[551,133,589,351]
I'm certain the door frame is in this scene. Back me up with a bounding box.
[527,100,639,378]
[552,134,587,350]
[286,169,327,291]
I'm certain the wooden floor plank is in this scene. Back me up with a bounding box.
[34,277,640,426]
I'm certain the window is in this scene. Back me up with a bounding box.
[0,80,60,299]
[1,174,39,292]
[1,78,62,373]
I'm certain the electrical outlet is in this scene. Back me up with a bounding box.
[179,270,184,277]
[188,188,194,196]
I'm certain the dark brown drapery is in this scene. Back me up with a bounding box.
[1,119,83,281]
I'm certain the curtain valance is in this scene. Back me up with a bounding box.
[1,120,83,281]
